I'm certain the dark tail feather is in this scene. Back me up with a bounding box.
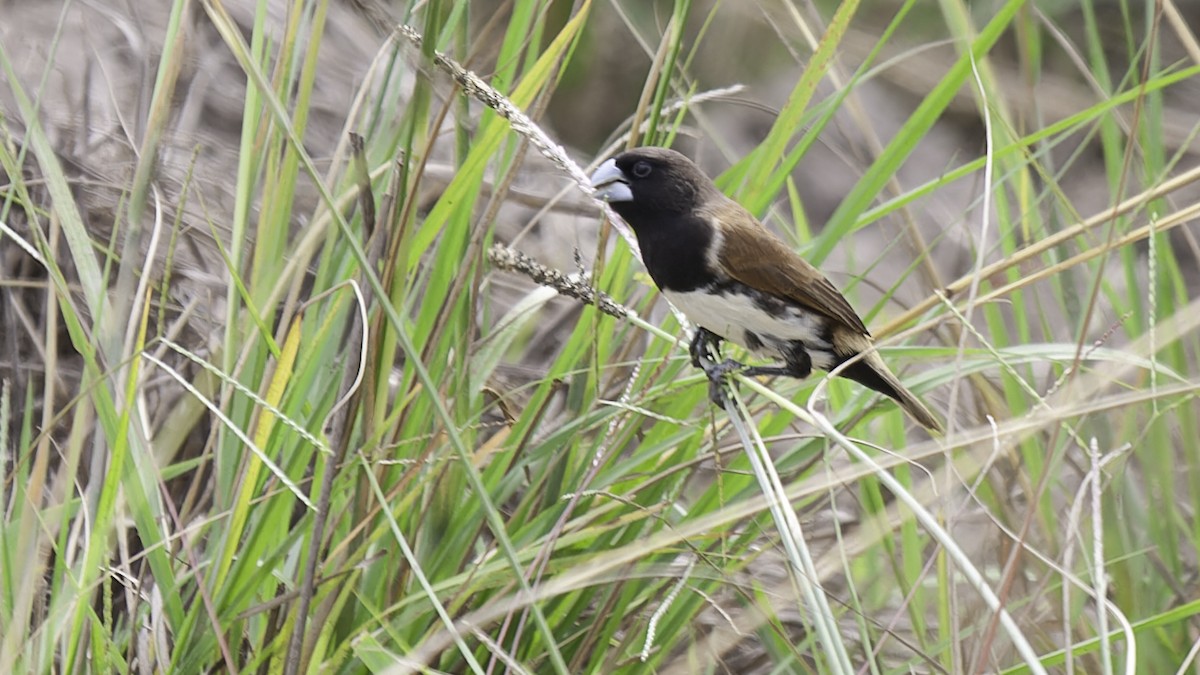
[840,357,943,433]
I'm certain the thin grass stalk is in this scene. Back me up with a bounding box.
[948,49,998,434]
[975,8,1163,667]
[392,20,641,256]
[722,390,855,673]
[814,0,1024,265]
[1089,438,1115,674]
[741,373,1050,674]
[879,163,1200,339]
[359,452,487,673]
[116,0,190,359]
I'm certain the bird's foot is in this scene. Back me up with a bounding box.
[701,358,745,406]
[702,358,744,380]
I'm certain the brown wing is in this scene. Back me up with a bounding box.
[705,200,870,336]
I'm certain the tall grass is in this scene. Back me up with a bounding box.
[2,0,1199,672]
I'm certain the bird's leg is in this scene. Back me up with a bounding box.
[742,349,812,380]
[690,329,745,378]
[689,328,745,405]
[738,365,794,378]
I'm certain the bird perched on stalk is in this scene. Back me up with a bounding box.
[590,147,941,432]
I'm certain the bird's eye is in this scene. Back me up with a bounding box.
[632,161,652,178]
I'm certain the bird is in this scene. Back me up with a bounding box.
[589,146,942,432]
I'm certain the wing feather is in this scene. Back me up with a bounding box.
[704,200,870,336]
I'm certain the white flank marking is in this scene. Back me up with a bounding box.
[663,288,835,369]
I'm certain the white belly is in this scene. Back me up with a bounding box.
[663,288,835,369]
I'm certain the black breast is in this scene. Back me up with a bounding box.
[611,204,716,293]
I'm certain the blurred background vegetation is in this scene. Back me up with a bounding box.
[3,0,1200,672]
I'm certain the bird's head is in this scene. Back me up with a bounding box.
[589,147,718,224]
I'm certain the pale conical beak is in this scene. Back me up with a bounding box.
[589,159,633,203]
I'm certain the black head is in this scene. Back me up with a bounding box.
[590,147,719,226]
[590,147,727,292]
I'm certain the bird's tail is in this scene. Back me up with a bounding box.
[838,348,943,433]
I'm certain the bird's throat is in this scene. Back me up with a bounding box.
[624,212,718,293]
